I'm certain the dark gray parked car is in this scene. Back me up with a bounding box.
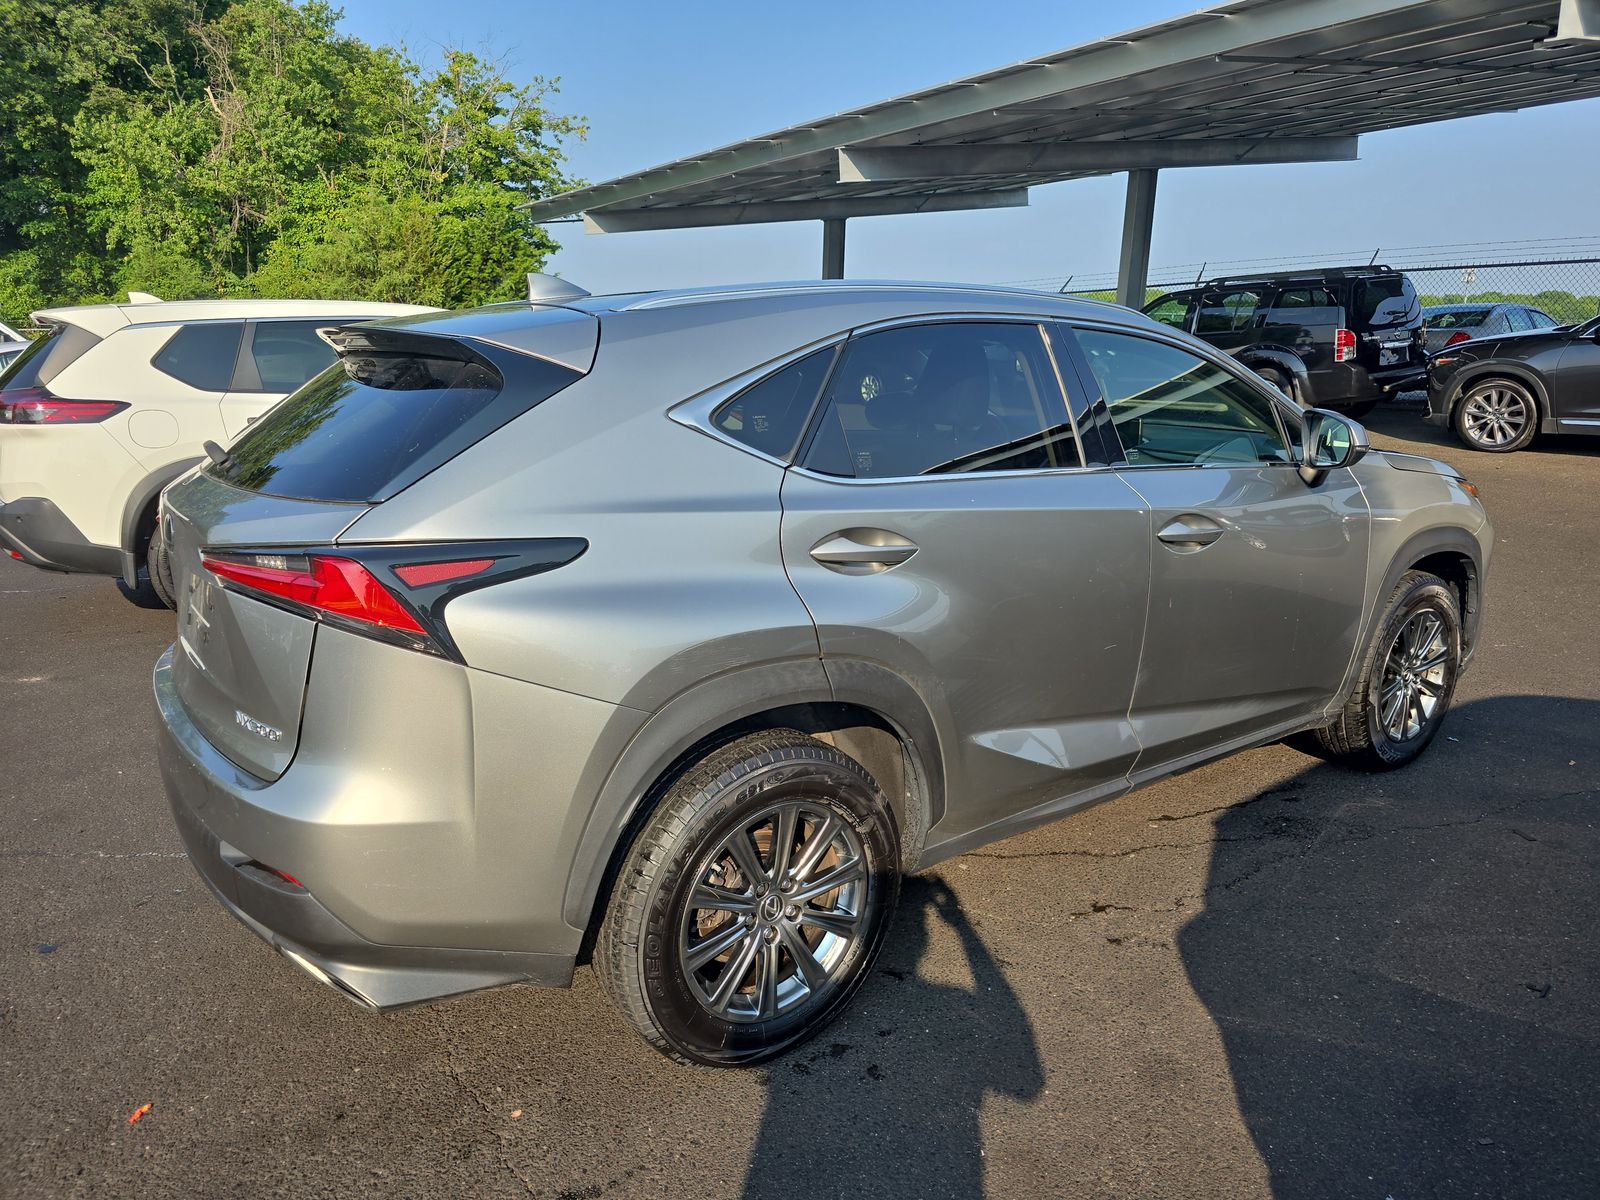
[154,280,1491,1065]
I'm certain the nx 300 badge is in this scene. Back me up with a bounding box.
[235,710,284,742]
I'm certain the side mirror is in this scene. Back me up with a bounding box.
[1298,408,1368,486]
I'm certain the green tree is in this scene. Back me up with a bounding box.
[0,0,583,326]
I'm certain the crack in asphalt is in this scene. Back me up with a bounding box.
[441,1057,540,1197]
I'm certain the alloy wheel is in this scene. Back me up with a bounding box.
[678,800,869,1023]
[1460,385,1530,447]
[1378,608,1453,742]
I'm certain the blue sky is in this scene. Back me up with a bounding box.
[337,0,1600,294]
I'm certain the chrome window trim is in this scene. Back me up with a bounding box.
[1059,317,1301,469]
[668,334,850,469]
[670,310,1126,478]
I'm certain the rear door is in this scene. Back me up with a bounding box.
[778,318,1150,841]
[1059,323,1371,775]
[219,319,345,439]
[1259,285,1343,383]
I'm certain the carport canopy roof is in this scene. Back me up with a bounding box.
[521,0,1600,232]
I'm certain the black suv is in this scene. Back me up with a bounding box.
[1143,266,1425,415]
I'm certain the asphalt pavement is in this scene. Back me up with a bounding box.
[3,408,1597,1199]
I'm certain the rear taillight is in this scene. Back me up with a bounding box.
[200,539,587,660]
[0,386,128,424]
[1443,331,1471,348]
[203,552,428,637]
[1333,328,1357,363]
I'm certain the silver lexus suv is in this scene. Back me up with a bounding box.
[154,280,1490,1066]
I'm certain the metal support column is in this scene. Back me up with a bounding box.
[822,218,847,279]
[1115,169,1159,309]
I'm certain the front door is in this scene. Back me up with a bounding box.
[1553,326,1600,424]
[779,319,1150,842]
[1062,323,1371,775]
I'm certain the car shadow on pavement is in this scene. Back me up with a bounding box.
[739,875,1044,1199]
[1180,694,1600,1198]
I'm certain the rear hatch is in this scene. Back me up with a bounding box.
[163,311,595,780]
[1352,273,1424,370]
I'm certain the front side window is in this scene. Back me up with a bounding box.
[152,322,243,391]
[1194,290,1262,334]
[1074,329,1290,467]
[245,320,341,392]
[1144,294,1192,329]
[711,346,835,459]
[801,322,1078,479]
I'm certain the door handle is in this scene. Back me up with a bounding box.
[1156,515,1225,549]
[809,529,918,574]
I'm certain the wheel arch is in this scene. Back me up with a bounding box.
[1236,346,1312,404]
[562,658,943,952]
[118,456,202,585]
[1446,362,1551,425]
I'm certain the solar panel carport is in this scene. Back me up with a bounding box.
[521,0,1600,303]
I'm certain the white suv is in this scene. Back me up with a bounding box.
[0,297,434,605]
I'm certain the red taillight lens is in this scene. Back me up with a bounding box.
[0,387,128,424]
[1443,331,1471,348]
[1333,328,1357,363]
[392,558,496,588]
[203,553,426,635]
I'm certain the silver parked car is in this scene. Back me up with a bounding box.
[1422,302,1561,353]
[154,280,1491,1066]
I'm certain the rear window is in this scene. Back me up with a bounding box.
[0,323,102,390]
[1354,275,1420,328]
[208,349,576,503]
[1424,309,1489,329]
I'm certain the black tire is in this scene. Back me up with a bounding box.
[597,729,901,1067]
[1452,377,1537,453]
[146,519,177,611]
[1306,570,1461,770]
[1254,366,1293,399]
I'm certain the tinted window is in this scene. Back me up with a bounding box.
[0,323,101,390]
[1528,309,1559,329]
[1194,290,1261,334]
[1144,294,1191,329]
[1270,287,1338,310]
[210,352,575,502]
[1354,275,1419,328]
[711,347,835,458]
[1424,308,1489,329]
[246,320,340,392]
[1505,307,1534,332]
[1075,330,1290,466]
[801,322,1078,479]
[152,322,243,391]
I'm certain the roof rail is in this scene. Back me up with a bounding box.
[1199,264,1398,287]
[527,273,590,304]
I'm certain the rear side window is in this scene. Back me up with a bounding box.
[1505,308,1534,332]
[801,322,1079,479]
[210,350,577,503]
[1270,287,1338,310]
[711,347,835,458]
[242,320,340,392]
[152,322,244,391]
[1354,275,1419,328]
[0,323,102,390]
[1529,309,1559,329]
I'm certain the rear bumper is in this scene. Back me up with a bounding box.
[0,496,121,574]
[153,644,578,1008]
